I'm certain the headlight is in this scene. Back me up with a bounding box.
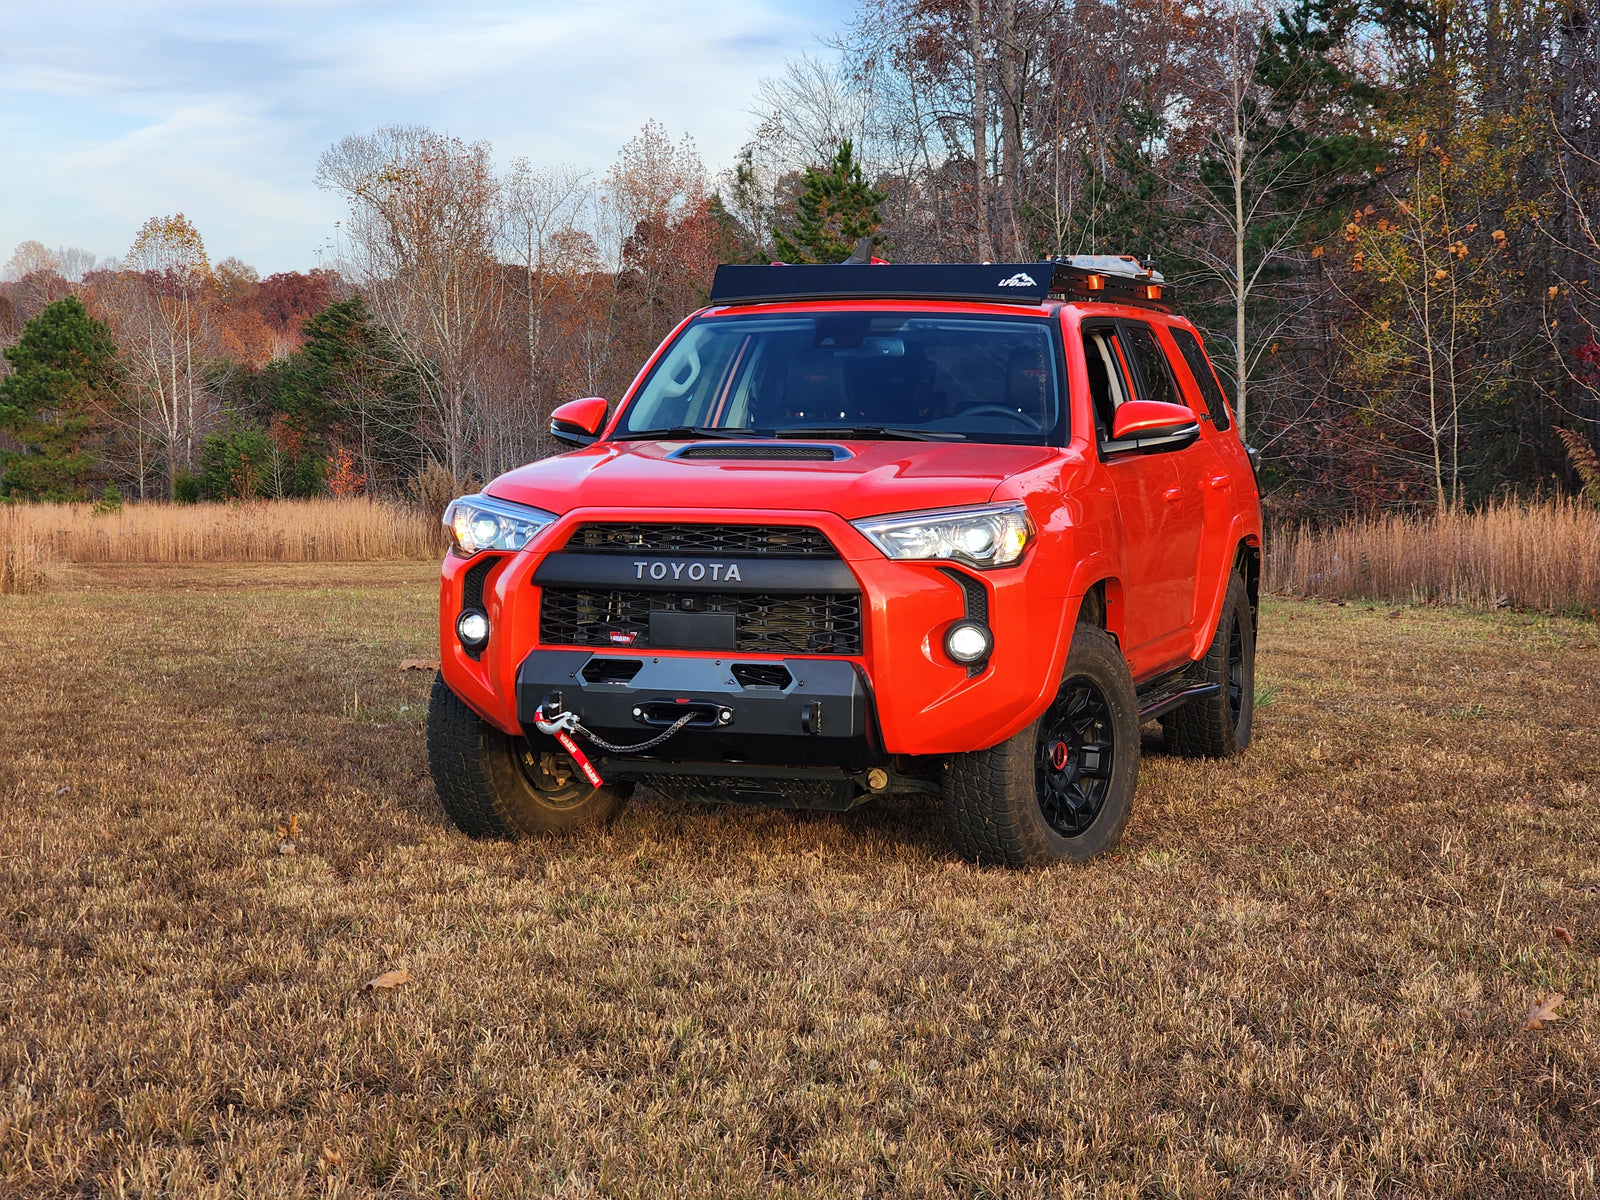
[851,503,1035,569]
[443,494,556,557]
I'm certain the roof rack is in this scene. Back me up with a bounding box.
[708,257,1172,311]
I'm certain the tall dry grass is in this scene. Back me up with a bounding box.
[1269,498,1600,611]
[0,498,440,568]
[0,511,53,595]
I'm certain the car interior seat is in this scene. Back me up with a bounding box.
[1005,344,1048,427]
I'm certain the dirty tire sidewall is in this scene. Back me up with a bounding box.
[426,672,624,838]
[944,625,1140,868]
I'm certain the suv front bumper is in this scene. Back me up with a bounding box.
[515,649,880,769]
[438,505,1082,758]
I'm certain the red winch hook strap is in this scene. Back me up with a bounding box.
[551,727,604,789]
[533,705,605,788]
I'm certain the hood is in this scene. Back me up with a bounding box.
[486,439,1057,522]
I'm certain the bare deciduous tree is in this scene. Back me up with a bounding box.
[317,126,504,485]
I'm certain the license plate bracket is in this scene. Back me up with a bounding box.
[649,610,737,650]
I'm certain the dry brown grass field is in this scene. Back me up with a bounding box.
[0,501,438,593]
[1267,500,1600,613]
[2,563,1597,1198]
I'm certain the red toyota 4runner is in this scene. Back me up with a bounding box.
[427,257,1261,867]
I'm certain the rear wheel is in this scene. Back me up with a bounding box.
[426,673,629,837]
[1164,569,1255,758]
[943,626,1140,867]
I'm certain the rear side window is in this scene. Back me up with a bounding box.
[1119,322,1182,407]
[1168,327,1232,431]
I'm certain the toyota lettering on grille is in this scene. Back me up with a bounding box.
[633,560,744,582]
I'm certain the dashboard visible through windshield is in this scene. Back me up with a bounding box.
[618,312,1064,444]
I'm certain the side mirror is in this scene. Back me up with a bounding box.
[1108,399,1201,451]
[550,397,609,449]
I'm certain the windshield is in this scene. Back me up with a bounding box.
[618,312,1063,444]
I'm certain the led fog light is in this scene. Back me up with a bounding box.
[944,620,993,665]
[457,610,490,648]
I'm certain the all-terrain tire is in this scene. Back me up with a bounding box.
[426,673,629,838]
[943,625,1140,868]
[1165,569,1255,758]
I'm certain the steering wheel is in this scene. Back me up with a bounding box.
[959,405,1043,431]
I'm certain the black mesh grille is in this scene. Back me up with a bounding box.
[564,524,838,558]
[462,556,498,611]
[540,588,861,655]
[675,445,842,461]
[939,567,989,625]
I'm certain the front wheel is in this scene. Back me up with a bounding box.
[943,625,1140,867]
[426,673,630,838]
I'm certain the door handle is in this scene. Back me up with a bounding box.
[1208,475,1232,491]
[1163,487,1183,503]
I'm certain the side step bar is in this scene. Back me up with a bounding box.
[1137,682,1220,722]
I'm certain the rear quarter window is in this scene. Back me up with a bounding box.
[1168,327,1232,431]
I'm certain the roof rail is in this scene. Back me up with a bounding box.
[709,258,1171,310]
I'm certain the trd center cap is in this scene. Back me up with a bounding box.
[1050,740,1070,771]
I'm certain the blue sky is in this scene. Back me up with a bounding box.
[0,0,855,274]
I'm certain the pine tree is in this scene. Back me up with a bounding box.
[772,141,887,264]
[0,296,120,500]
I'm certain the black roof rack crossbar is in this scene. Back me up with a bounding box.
[708,260,1172,311]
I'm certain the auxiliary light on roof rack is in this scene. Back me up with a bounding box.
[708,252,1170,311]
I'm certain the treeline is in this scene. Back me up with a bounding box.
[0,120,758,506]
[2,0,1598,520]
[739,0,1600,518]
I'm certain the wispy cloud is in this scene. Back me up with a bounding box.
[0,0,852,272]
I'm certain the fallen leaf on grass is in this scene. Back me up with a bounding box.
[1387,609,1403,618]
[320,1145,343,1168]
[1522,994,1564,1031]
[276,815,299,855]
[362,968,412,992]
[399,659,439,672]
[1552,926,1574,948]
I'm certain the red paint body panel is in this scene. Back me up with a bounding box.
[438,297,1262,758]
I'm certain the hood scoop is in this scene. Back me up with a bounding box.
[670,443,849,462]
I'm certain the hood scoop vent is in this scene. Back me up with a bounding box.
[671,443,849,462]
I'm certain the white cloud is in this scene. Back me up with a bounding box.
[0,0,852,273]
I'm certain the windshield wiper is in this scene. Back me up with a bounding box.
[772,424,966,442]
[611,426,760,441]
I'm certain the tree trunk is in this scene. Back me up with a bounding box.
[999,0,1026,259]
[1233,24,1248,436]
[971,0,994,261]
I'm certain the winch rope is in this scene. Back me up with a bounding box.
[568,711,698,755]
[533,702,700,777]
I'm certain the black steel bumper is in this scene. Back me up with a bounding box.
[514,649,882,769]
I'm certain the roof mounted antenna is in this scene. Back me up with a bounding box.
[840,237,874,265]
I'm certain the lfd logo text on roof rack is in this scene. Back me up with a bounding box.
[997,272,1037,288]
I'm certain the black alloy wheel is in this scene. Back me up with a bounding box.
[943,624,1139,867]
[1035,677,1117,837]
[1226,613,1246,729]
